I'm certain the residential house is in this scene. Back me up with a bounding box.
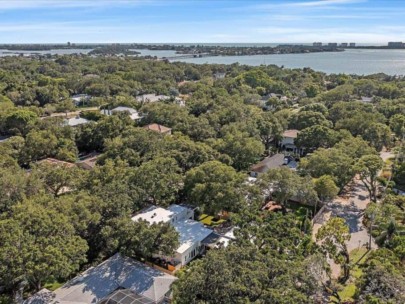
[261,93,288,110]
[71,94,91,106]
[213,72,226,80]
[36,158,76,168]
[76,153,99,170]
[143,124,172,135]
[63,116,90,127]
[100,106,142,121]
[200,224,239,250]
[249,153,297,177]
[132,205,213,266]
[24,253,177,304]
[280,129,302,154]
[136,94,185,107]
[360,96,373,103]
[112,106,142,121]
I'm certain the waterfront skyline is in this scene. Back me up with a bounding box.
[1,0,405,43]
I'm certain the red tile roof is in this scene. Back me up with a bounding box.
[282,129,299,138]
[143,124,172,134]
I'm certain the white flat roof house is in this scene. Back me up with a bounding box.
[24,253,177,304]
[136,94,185,107]
[101,106,142,121]
[71,94,91,106]
[131,204,194,225]
[64,116,90,127]
[136,94,170,103]
[172,220,213,265]
[132,205,213,266]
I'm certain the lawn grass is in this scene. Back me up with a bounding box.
[338,283,357,301]
[198,214,226,226]
[331,248,370,302]
[350,248,368,263]
[44,280,63,291]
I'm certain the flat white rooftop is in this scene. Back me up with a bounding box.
[173,220,213,254]
[132,206,173,224]
[65,117,89,126]
[111,107,141,120]
[131,204,190,225]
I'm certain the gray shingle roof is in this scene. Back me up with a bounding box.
[26,254,176,304]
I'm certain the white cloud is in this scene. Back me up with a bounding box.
[293,0,365,7]
[0,0,154,10]
[244,0,365,11]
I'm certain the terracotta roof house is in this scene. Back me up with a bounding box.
[280,129,303,154]
[282,129,299,139]
[143,124,172,135]
[24,253,177,304]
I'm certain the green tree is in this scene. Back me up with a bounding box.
[295,125,338,152]
[33,162,85,197]
[389,114,405,138]
[101,217,179,260]
[162,135,219,171]
[362,123,391,151]
[355,155,384,202]
[314,175,339,205]
[257,112,283,151]
[0,167,29,213]
[300,148,354,189]
[235,212,314,257]
[215,128,264,170]
[184,161,245,214]
[356,249,405,304]
[300,103,328,115]
[20,130,58,164]
[172,245,319,304]
[289,111,332,130]
[0,200,88,294]
[132,157,183,207]
[5,109,38,136]
[259,167,317,210]
[316,217,351,283]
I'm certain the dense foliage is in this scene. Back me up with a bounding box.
[0,55,404,303]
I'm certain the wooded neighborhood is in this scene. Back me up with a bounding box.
[0,54,404,304]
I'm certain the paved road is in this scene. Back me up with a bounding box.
[312,150,394,277]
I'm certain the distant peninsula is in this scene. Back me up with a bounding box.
[1,42,404,58]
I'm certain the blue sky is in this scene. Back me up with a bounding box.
[0,0,404,43]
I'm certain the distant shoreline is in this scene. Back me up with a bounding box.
[1,43,405,60]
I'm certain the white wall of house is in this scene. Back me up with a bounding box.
[175,242,205,266]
